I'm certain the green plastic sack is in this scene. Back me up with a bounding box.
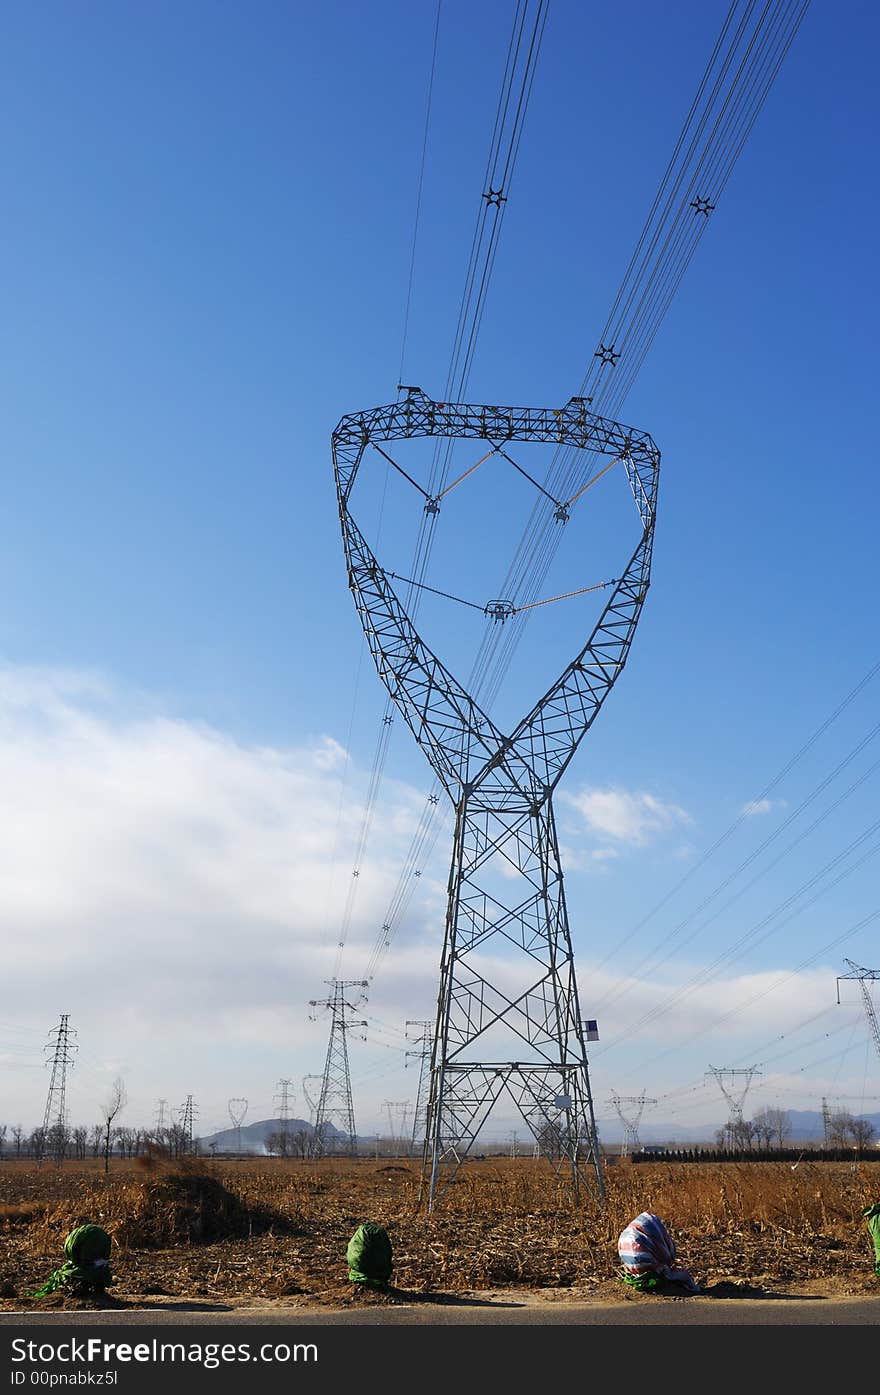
[27,1224,114,1298]
[863,1203,880,1277]
[346,1221,393,1289]
[65,1224,112,1268]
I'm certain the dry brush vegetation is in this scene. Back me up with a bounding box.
[0,1154,878,1310]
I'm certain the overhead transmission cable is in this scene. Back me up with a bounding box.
[470,0,812,714]
[607,906,880,1089]
[358,0,812,995]
[331,1,551,987]
[593,653,880,980]
[594,710,880,1015]
[637,1004,842,1111]
[595,813,880,1053]
[399,0,443,387]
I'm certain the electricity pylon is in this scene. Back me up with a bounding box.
[608,1090,657,1155]
[178,1095,197,1154]
[333,390,659,1207]
[837,959,880,1064]
[706,1066,760,1142]
[309,980,368,1157]
[228,1098,248,1156]
[40,1014,78,1163]
[384,1100,410,1155]
[302,1075,322,1127]
[405,1020,432,1155]
[274,1077,294,1144]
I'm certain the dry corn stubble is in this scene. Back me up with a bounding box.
[0,1156,877,1307]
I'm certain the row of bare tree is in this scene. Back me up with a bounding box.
[714,1106,876,1151]
[0,1076,196,1170]
[0,1121,197,1164]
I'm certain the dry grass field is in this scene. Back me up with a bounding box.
[0,1154,878,1312]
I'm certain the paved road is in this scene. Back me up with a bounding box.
[3,1295,879,1325]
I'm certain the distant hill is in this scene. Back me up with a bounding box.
[197,1117,341,1153]
[597,1109,880,1147]
[198,1109,880,1153]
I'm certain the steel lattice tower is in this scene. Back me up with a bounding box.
[274,1077,294,1142]
[40,1013,78,1163]
[608,1090,657,1155]
[405,1019,432,1155]
[383,1100,410,1155]
[707,1066,761,1137]
[302,1075,322,1128]
[310,980,368,1157]
[179,1095,197,1154]
[333,391,659,1207]
[228,1098,248,1155]
[837,960,880,1063]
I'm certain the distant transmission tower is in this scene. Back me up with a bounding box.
[178,1095,197,1154]
[837,959,880,1064]
[274,1078,294,1152]
[384,1100,410,1156]
[309,980,368,1157]
[40,1014,78,1163]
[707,1066,761,1143]
[302,1075,322,1128]
[405,1020,432,1155]
[228,1098,248,1156]
[155,1099,168,1134]
[607,1090,657,1155]
[333,391,659,1206]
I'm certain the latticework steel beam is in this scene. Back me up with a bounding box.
[332,391,660,1207]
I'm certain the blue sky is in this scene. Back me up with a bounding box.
[2,1,879,1142]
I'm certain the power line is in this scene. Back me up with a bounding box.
[595,814,880,1053]
[595,652,880,979]
[356,0,813,1000]
[399,0,443,385]
[329,1,552,986]
[611,905,880,1089]
[594,710,880,1015]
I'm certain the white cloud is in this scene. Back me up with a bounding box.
[561,785,692,846]
[0,666,442,1126]
[0,670,863,1138]
[741,797,785,817]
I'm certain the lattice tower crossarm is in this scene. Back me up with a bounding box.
[837,960,880,1063]
[332,392,659,1208]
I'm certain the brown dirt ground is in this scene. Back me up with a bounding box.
[0,1156,877,1314]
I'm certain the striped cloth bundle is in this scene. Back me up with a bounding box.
[617,1212,699,1292]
